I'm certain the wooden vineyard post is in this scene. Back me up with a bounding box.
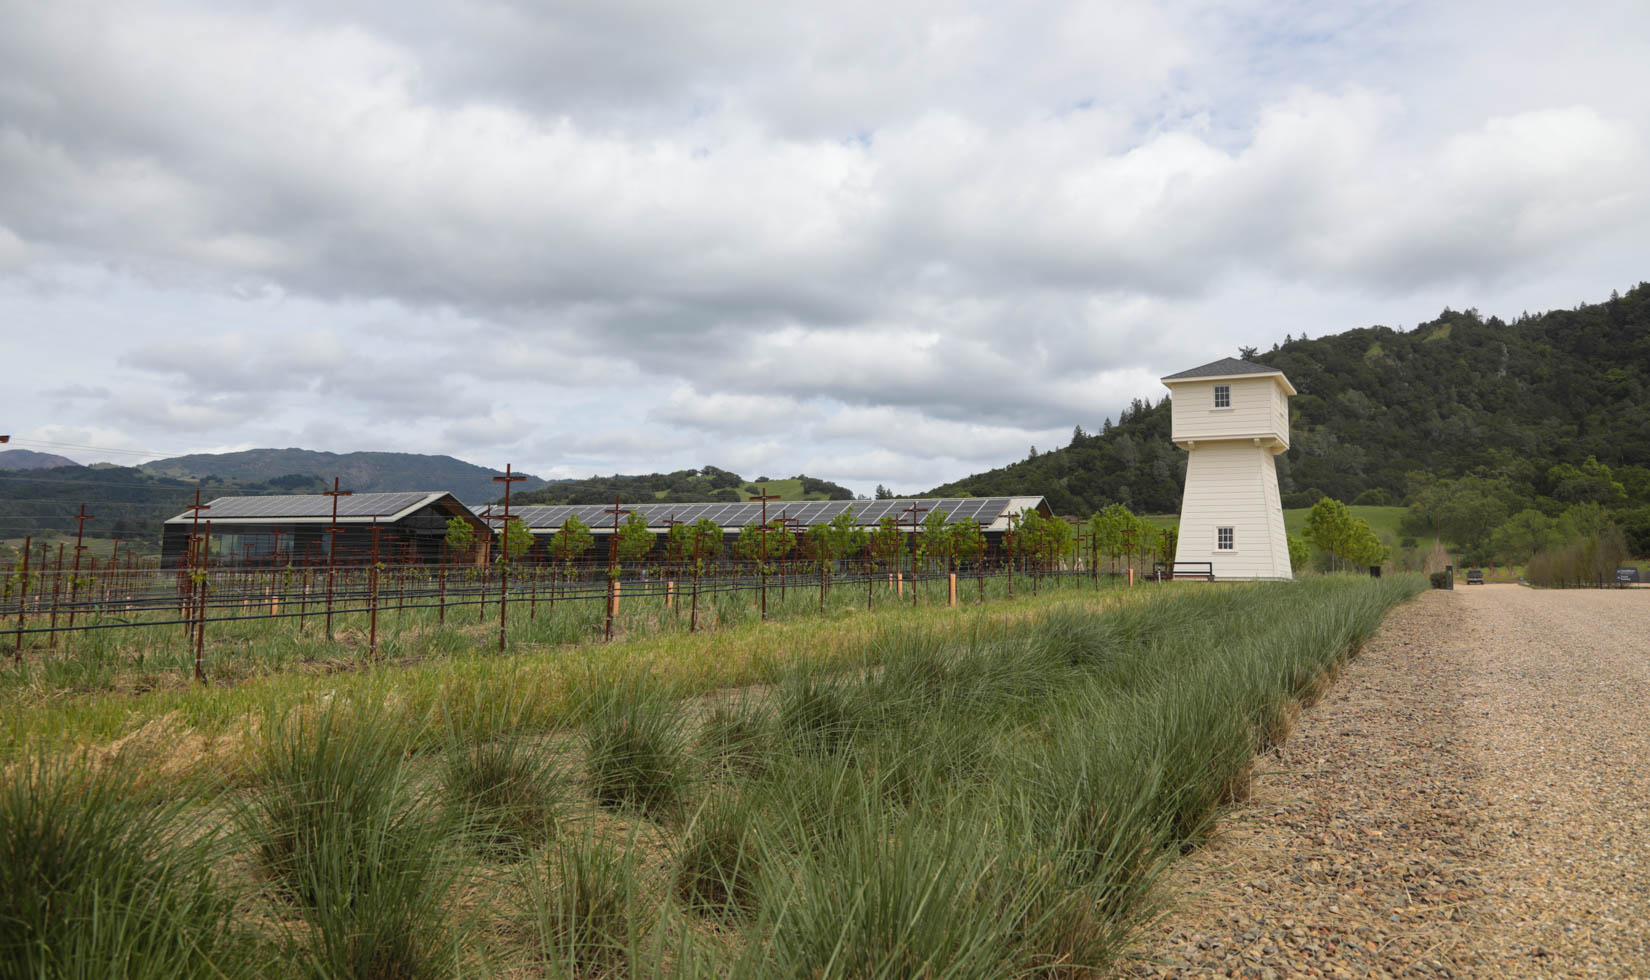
[948,572,957,607]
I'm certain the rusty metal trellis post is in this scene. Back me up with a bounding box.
[750,486,780,620]
[492,463,525,654]
[478,505,493,624]
[661,514,682,611]
[900,502,928,608]
[323,478,352,641]
[13,535,30,662]
[182,488,210,639]
[194,521,211,683]
[603,495,631,641]
[368,519,382,661]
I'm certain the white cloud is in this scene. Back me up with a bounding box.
[2,0,1648,495]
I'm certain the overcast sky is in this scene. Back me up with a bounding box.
[3,0,1648,495]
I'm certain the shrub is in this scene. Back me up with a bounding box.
[1429,571,1450,589]
[0,754,263,979]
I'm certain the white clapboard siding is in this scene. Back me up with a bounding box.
[1170,377,1288,445]
[1174,443,1291,579]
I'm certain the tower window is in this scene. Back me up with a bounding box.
[1216,526,1234,551]
[1213,385,1230,408]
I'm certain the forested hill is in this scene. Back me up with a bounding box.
[508,467,856,506]
[927,282,1650,515]
[142,449,546,505]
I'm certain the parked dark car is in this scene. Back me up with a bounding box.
[1466,568,1485,585]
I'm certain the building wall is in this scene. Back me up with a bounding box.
[1170,377,1288,447]
[1173,442,1292,579]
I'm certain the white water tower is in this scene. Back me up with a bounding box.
[1161,358,1296,579]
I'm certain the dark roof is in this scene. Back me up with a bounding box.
[1161,357,1282,381]
[164,490,466,524]
[483,496,1048,532]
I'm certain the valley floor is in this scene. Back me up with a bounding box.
[1121,584,1650,979]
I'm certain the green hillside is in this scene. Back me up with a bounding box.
[929,282,1650,521]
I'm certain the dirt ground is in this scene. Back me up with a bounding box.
[1119,584,1650,979]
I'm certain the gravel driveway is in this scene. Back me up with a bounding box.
[1120,584,1650,979]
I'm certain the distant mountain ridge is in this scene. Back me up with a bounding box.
[141,448,546,505]
[0,449,82,470]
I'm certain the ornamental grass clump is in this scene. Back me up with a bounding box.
[697,695,776,777]
[521,834,641,977]
[0,754,265,979]
[237,702,470,979]
[776,668,868,758]
[441,733,561,860]
[673,790,770,920]
[439,692,562,860]
[745,808,1056,979]
[583,675,692,817]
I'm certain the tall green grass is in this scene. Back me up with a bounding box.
[236,702,473,978]
[0,754,267,978]
[4,575,1423,976]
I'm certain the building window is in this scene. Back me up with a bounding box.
[1216,526,1234,551]
[1213,384,1230,408]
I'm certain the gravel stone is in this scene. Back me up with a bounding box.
[1118,584,1650,979]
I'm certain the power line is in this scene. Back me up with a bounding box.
[5,437,182,458]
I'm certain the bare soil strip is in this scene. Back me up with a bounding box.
[1120,585,1650,979]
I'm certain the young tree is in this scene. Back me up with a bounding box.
[670,516,723,632]
[550,514,594,591]
[1287,532,1309,574]
[870,515,904,578]
[613,510,655,575]
[1306,497,1356,570]
[947,518,988,600]
[920,508,954,573]
[804,506,866,604]
[1090,503,1134,574]
[495,517,534,564]
[444,516,478,562]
